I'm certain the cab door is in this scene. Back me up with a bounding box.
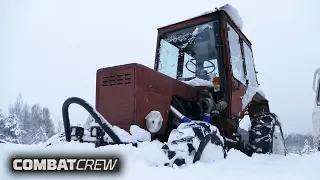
[226,23,247,117]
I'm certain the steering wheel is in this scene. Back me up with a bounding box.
[185,58,216,74]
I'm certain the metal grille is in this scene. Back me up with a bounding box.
[102,73,132,86]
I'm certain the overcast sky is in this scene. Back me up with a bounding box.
[1,0,319,134]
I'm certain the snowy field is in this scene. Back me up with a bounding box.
[1,141,319,180]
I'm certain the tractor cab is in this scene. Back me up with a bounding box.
[154,5,265,118]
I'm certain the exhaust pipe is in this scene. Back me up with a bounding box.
[170,105,210,123]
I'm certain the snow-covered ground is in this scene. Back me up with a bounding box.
[1,141,319,180]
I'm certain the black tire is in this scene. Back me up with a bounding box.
[246,112,286,156]
[162,121,227,167]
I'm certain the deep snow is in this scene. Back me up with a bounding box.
[1,141,319,180]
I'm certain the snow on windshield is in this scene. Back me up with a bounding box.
[158,21,219,81]
[164,23,213,50]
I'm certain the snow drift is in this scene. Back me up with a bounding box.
[1,141,320,180]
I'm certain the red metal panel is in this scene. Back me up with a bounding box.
[134,64,172,134]
[96,65,135,131]
[231,79,246,117]
[96,63,199,135]
[135,87,171,133]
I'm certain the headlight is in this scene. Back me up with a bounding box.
[90,126,105,138]
[145,111,163,133]
[70,126,84,137]
[92,128,97,137]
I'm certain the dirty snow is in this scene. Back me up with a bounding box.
[182,77,213,87]
[1,141,320,180]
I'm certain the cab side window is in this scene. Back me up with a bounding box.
[227,23,246,85]
[243,42,258,87]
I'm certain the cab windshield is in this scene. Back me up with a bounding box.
[157,21,220,81]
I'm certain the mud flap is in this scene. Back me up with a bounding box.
[161,121,227,167]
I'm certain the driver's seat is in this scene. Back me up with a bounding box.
[198,70,210,81]
[193,29,217,80]
[193,29,216,61]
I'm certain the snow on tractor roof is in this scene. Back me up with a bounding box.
[163,4,243,30]
[203,4,244,30]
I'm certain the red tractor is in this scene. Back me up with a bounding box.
[59,4,286,166]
